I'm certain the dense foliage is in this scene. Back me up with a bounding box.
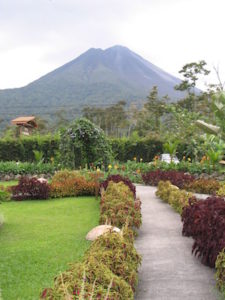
[181,196,225,267]
[217,184,225,197]
[111,137,163,162]
[100,182,141,229]
[0,135,59,162]
[11,177,50,200]
[184,178,221,194]
[59,118,112,169]
[156,181,193,214]
[215,249,225,295]
[41,228,141,299]
[100,174,136,198]
[50,170,97,198]
[0,161,56,176]
[142,170,195,188]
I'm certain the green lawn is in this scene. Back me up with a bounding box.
[0,180,18,187]
[0,196,99,300]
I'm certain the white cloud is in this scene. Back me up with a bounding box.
[0,0,225,88]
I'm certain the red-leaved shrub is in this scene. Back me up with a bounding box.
[142,170,194,188]
[182,196,225,267]
[100,174,136,198]
[50,170,97,197]
[11,177,50,200]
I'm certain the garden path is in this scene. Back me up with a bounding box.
[134,185,219,300]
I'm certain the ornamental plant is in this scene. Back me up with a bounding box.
[11,177,50,200]
[217,184,225,197]
[156,181,193,214]
[100,174,136,198]
[100,182,141,229]
[184,178,221,195]
[41,229,141,300]
[182,196,225,267]
[142,170,194,188]
[50,170,96,198]
[215,249,225,294]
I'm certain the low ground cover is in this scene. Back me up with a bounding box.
[0,196,99,300]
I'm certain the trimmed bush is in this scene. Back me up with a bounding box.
[156,181,193,214]
[111,137,163,162]
[50,170,97,198]
[100,174,136,198]
[41,229,140,299]
[217,184,225,197]
[184,178,221,195]
[215,249,225,295]
[182,196,225,267]
[11,177,50,200]
[100,182,141,229]
[142,170,194,188]
[0,135,59,162]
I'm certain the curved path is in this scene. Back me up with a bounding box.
[135,185,219,300]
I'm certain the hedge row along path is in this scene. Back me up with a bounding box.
[135,185,219,300]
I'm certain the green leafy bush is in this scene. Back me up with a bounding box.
[100,182,142,229]
[111,137,163,162]
[0,161,56,175]
[217,184,225,197]
[184,178,221,194]
[59,118,112,169]
[156,181,193,214]
[41,229,141,299]
[0,135,59,162]
[215,249,225,296]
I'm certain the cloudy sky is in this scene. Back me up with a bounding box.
[0,0,224,89]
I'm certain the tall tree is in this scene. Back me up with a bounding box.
[175,60,210,111]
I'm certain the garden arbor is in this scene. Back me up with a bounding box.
[59,118,112,169]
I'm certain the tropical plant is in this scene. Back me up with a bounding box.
[163,140,179,163]
[196,91,225,141]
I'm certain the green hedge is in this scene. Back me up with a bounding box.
[0,135,196,164]
[0,135,59,162]
[111,138,163,162]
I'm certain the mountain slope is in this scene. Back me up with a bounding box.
[0,45,185,128]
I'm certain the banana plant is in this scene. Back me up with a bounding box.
[196,92,225,140]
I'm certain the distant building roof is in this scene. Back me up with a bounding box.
[11,116,37,128]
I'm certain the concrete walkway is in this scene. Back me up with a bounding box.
[135,185,219,300]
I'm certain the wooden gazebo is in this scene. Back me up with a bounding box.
[11,116,37,136]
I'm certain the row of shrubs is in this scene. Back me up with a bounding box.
[142,170,224,195]
[0,161,56,176]
[0,135,206,163]
[4,171,98,201]
[156,180,225,296]
[0,135,59,162]
[41,177,142,299]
